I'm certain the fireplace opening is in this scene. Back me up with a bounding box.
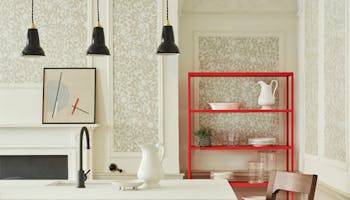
[0,155,68,180]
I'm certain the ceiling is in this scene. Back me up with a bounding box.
[180,0,298,15]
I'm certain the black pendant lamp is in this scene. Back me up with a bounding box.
[87,0,110,55]
[22,0,45,56]
[157,0,180,55]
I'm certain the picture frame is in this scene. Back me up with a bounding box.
[42,68,96,124]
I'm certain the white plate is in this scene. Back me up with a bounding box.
[242,196,265,200]
[112,180,144,190]
[248,138,276,145]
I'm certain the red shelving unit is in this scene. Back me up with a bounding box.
[191,109,292,113]
[190,145,292,151]
[187,72,294,197]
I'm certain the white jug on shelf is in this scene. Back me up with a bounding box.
[137,143,164,188]
[257,80,278,109]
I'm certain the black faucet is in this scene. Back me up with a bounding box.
[77,126,90,188]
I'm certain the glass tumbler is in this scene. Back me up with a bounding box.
[258,151,277,175]
[248,161,264,183]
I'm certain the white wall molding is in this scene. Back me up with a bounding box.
[300,0,350,195]
[0,126,98,180]
[316,181,350,200]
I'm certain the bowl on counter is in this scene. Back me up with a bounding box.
[112,180,144,191]
[210,171,233,180]
[208,103,240,110]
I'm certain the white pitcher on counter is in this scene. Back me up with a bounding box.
[137,143,164,188]
[257,80,278,109]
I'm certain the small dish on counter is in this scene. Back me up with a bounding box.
[112,180,144,191]
[208,103,240,110]
[210,171,233,180]
[242,196,266,200]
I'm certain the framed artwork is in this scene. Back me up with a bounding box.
[42,68,96,124]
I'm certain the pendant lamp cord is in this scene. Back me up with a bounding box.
[166,0,168,21]
[97,0,101,26]
[31,0,35,27]
[165,0,170,25]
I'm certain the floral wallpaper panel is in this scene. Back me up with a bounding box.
[324,0,346,162]
[112,0,159,152]
[304,0,319,156]
[0,0,87,84]
[196,36,281,145]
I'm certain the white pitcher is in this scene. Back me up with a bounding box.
[137,143,164,188]
[257,80,278,109]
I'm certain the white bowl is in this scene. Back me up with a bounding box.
[242,196,266,200]
[210,171,233,180]
[112,180,144,190]
[208,103,240,110]
[248,138,276,146]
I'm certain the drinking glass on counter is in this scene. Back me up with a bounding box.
[248,161,264,183]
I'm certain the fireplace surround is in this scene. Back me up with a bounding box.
[0,124,97,180]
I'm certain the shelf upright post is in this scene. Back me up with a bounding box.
[187,73,192,179]
[291,74,295,200]
[286,76,290,172]
[291,74,295,172]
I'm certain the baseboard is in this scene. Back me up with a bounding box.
[316,181,350,200]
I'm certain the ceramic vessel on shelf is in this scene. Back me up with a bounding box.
[208,102,240,110]
[257,80,278,109]
[137,143,164,188]
[248,138,276,146]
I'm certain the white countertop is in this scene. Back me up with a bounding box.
[0,179,237,200]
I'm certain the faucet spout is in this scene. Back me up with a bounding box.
[77,126,90,188]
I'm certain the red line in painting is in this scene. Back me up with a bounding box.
[71,98,80,115]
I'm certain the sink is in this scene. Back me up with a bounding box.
[46,180,115,188]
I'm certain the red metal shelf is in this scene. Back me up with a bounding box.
[191,109,292,113]
[190,145,292,151]
[187,71,294,200]
[188,72,293,77]
[229,181,268,187]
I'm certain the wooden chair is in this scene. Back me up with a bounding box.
[266,171,318,200]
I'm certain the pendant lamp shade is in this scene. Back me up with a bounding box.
[87,26,110,55]
[22,0,45,56]
[87,0,110,56]
[22,28,45,56]
[157,25,179,54]
[156,0,180,55]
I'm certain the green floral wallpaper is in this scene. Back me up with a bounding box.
[304,0,319,156]
[112,0,160,152]
[196,35,281,145]
[324,0,346,162]
[0,0,87,84]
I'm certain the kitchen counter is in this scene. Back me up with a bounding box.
[0,179,237,200]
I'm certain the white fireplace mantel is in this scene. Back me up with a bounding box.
[0,124,98,180]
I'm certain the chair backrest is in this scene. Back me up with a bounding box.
[266,171,318,200]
